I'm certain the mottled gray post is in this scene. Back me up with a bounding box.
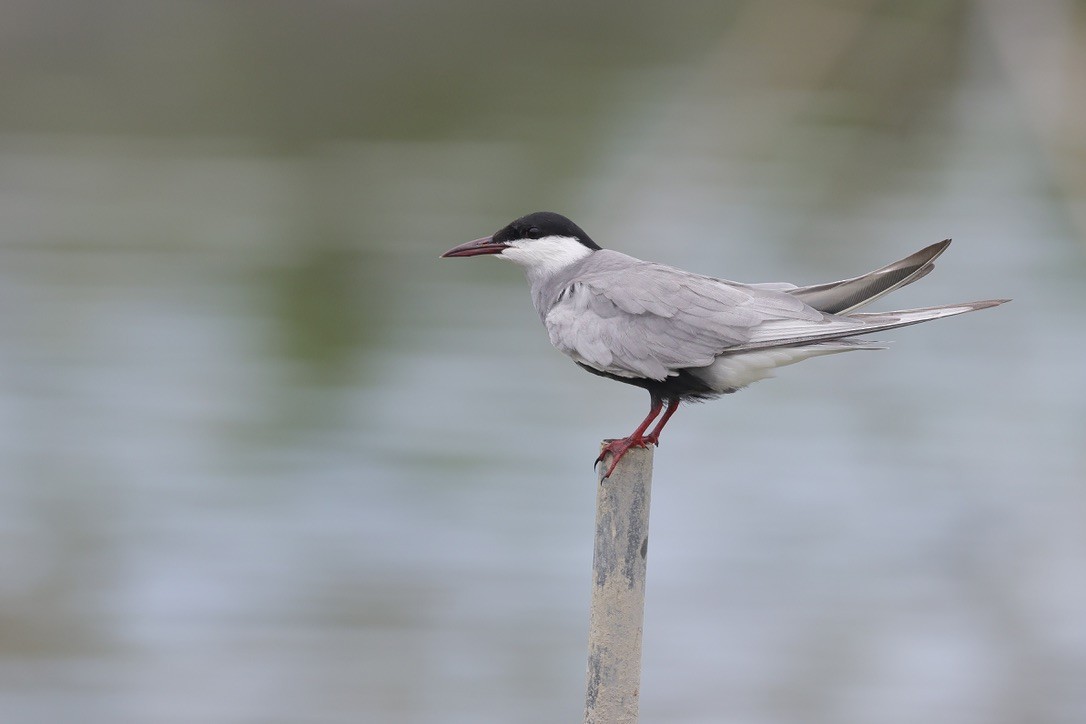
[584,444,653,724]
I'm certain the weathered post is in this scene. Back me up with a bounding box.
[584,445,654,724]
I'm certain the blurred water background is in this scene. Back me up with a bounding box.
[2,1,1085,722]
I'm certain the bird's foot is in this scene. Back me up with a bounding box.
[595,435,654,479]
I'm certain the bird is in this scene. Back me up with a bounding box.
[442,211,1008,478]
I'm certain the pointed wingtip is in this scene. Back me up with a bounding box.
[899,239,952,280]
[917,238,952,261]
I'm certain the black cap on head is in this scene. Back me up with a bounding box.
[492,212,602,250]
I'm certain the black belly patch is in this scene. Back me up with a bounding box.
[574,362,730,401]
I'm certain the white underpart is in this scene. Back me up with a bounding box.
[499,235,593,284]
[689,344,864,391]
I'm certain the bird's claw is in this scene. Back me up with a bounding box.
[595,436,654,479]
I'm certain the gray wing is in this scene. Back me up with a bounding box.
[543,262,836,381]
[543,255,1005,381]
[748,240,951,314]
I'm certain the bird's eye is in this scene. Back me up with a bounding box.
[527,227,542,239]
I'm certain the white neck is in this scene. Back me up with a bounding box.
[498,235,594,283]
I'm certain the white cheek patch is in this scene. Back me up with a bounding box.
[500,235,593,276]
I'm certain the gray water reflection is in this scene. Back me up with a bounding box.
[2,3,1085,723]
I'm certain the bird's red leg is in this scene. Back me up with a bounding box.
[596,396,663,479]
[643,398,680,446]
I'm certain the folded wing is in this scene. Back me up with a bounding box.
[545,262,826,380]
[544,255,1006,382]
[749,240,950,314]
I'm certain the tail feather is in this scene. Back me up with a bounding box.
[788,239,952,314]
[848,299,1009,325]
[733,299,1010,353]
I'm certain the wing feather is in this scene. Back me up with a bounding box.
[544,262,829,380]
[535,248,1006,390]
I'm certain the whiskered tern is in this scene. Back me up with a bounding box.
[442,212,1008,477]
